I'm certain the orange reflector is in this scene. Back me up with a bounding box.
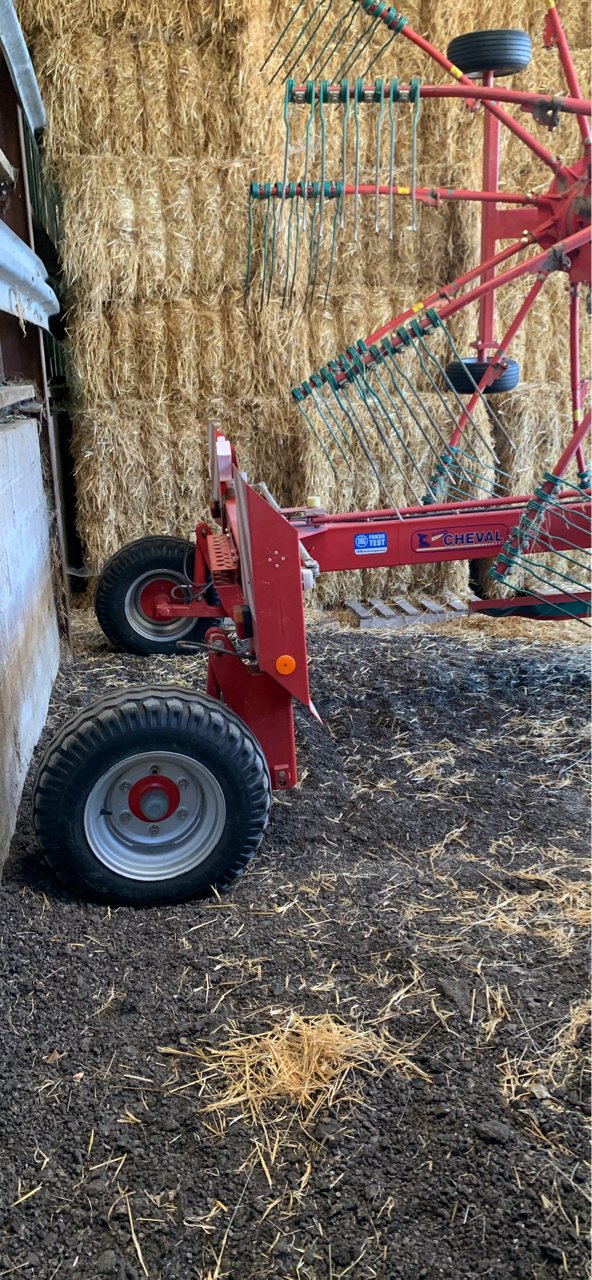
[276,654,296,676]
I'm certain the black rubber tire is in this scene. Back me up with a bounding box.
[447,30,531,78]
[95,536,219,655]
[444,357,520,395]
[33,687,271,906]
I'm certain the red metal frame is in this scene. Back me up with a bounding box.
[156,3,591,791]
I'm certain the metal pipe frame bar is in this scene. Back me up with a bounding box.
[543,0,591,146]
[366,8,574,176]
[449,276,547,447]
[287,488,589,525]
[252,181,541,206]
[362,225,590,353]
[289,80,591,119]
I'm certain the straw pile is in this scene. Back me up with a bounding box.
[160,1010,428,1130]
[17,0,590,602]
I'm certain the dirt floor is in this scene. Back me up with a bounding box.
[3,611,591,1280]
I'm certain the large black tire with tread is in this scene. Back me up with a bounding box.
[33,687,271,906]
[447,30,531,78]
[95,536,217,656]
[444,357,520,395]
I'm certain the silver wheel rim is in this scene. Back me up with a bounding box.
[84,751,227,880]
[124,570,196,641]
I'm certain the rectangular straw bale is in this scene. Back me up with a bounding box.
[191,168,227,294]
[134,302,169,399]
[133,160,167,298]
[167,42,207,155]
[168,397,215,529]
[107,37,143,152]
[165,299,200,400]
[135,40,173,154]
[162,159,196,297]
[66,306,112,404]
[107,306,139,398]
[72,401,150,567]
[59,157,137,309]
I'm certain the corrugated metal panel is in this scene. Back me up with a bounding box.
[0,219,59,329]
[0,0,45,134]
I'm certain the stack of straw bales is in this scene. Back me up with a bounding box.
[16,0,590,601]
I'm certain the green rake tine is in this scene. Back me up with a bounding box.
[388,80,399,239]
[318,83,329,246]
[279,81,295,234]
[302,83,315,230]
[353,77,363,243]
[305,184,319,305]
[311,371,357,460]
[293,385,338,477]
[383,340,460,468]
[273,0,335,85]
[259,184,272,309]
[374,79,385,234]
[309,378,352,464]
[436,315,517,451]
[335,3,385,81]
[266,191,280,304]
[346,349,427,505]
[422,314,512,465]
[325,363,398,507]
[340,80,351,230]
[244,187,255,301]
[282,183,297,308]
[529,531,592,571]
[288,189,301,306]
[311,0,360,79]
[362,29,398,78]
[408,77,421,232]
[269,0,330,85]
[324,181,343,304]
[369,352,443,501]
[307,0,356,78]
[261,0,308,74]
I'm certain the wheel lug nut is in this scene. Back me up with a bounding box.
[149,824,160,835]
[120,781,131,793]
[120,811,131,823]
[177,777,189,790]
[177,807,188,819]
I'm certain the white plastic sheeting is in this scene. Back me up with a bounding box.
[0,0,45,133]
[0,219,59,329]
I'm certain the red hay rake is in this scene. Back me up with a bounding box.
[33,1,591,905]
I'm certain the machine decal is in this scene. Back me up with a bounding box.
[354,532,388,555]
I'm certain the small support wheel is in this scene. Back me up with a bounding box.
[446,30,531,78]
[444,357,520,395]
[95,536,219,655]
[33,687,271,905]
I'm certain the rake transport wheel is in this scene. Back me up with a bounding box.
[95,536,217,655]
[33,688,271,906]
[444,357,520,395]
[446,30,532,78]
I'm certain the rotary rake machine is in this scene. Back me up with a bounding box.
[33,0,591,906]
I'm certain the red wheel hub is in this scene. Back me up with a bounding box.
[138,577,177,621]
[128,775,181,823]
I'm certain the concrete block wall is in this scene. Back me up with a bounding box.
[0,417,59,866]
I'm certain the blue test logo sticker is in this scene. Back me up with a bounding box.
[354,532,388,555]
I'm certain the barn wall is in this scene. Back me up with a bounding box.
[0,417,59,866]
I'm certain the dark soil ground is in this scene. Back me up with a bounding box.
[2,612,590,1280]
